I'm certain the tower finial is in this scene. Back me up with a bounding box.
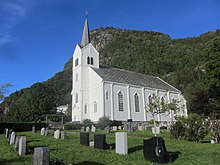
[80,15,90,47]
[86,11,88,19]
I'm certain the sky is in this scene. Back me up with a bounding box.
[0,0,220,97]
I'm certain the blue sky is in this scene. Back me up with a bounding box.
[0,0,220,96]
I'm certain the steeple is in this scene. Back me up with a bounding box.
[80,17,90,47]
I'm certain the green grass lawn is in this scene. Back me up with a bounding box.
[0,130,220,165]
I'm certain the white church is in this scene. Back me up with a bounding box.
[71,18,187,123]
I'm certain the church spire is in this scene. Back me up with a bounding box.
[80,15,90,47]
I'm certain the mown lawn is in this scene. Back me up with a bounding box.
[0,130,220,165]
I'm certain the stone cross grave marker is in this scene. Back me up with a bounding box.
[18,136,26,156]
[91,125,96,132]
[33,147,50,165]
[14,136,21,152]
[10,132,16,145]
[115,132,127,155]
[41,128,45,136]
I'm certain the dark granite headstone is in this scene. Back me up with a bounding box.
[33,147,50,165]
[143,137,169,163]
[80,132,89,146]
[94,134,109,150]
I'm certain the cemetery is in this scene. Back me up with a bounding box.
[0,123,220,165]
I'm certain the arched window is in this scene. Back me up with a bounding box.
[91,57,94,65]
[75,93,78,103]
[94,101,97,113]
[118,91,124,111]
[148,95,152,104]
[75,58,78,67]
[134,93,140,112]
[84,104,87,114]
[105,91,109,100]
[87,57,90,64]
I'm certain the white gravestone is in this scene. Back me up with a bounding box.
[91,125,96,132]
[61,131,66,140]
[115,132,127,155]
[10,132,16,145]
[33,147,50,165]
[41,128,45,136]
[86,126,90,132]
[81,126,85,131]
[152,127,160,134]
[18,136,26,156]
[112,126,117,131]
[14,136,21,152]
[138,125,143,131]
[118,126,122,130]
[54,130,60,139]
[5,128,9,137]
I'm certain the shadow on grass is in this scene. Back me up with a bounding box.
[0,157,29,165]
[167,151,181,163]
[26,146,61,155]
[76,161,105,165]
[108,143,115,150]
[128,145,143,154]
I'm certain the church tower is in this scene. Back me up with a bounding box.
[71,18,99,122]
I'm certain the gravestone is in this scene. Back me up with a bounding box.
[112,126,117,131]
[104,126,110,133]
[94,134,109,150]
[138,125,143,131]
[32,126,36,133]
[81,126,85,132]
[14,136,21,152]
[44,127,49,136]
[143,136,169,163]
[86,126,90,132]
[123,124,128,130]
[41,128,45,136]
[61,131,66,140]
[18,136,26,156]
[8,129,13,143]
[89,141,94,147]
[152,127,160,134]
[80,132,89,146]
[54,130,60,139]
[91,125,96,132]
[115,132,127,155]
[118,126,122,130]
[10,132,16,145]
[33,147,50,165]
[5,128,9,138]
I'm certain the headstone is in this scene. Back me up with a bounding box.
[143,137,169,163]
[94,134,109,150]
[115,132,127,155]
[80,132,89,146]
[18,136,26,156]
[91,125,96,132]
[104,126,110,133]
[5,128,9,138]
[14,136,21,152]
[33,147,50,165]
[86,126,90,132]
[54,130,60,139]
[89,141,94,147]
[152,127,160,134]
[81,126,85,132]
[10,132,16,145]
[118,126,122,130]
[138,125,143,131]
[44,127,49,136]
[8,129,13,143]
[123,124,128,130]
[32,126,36,133]
[61,131,66,140]
[112,126,117,131]
[41,128,45,136]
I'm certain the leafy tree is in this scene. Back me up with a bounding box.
[0,83,11,102]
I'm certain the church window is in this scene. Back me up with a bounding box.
[87,57,90,64]
[134,93,140,112]
[84,104,87,114]
[75,93,78,103]
[118,91,124,111]
[75,73,78,81]
[75,58,78,67]
[94,101,97,113]
[91,57,94,65]
[106,91,109,100]
[148,95,152,103]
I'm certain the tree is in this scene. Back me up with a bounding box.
[145,93,179,136]
[0,83,11,102]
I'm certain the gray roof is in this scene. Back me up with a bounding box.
[92,67,179,92]
[80,18,90,47]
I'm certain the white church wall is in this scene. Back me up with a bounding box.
[89,68,104,122]
[103,83,111,118]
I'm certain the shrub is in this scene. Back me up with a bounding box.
[210,120,220,142]
[64,122,84,130]
[83,119,94,127]
[170,121,187,139]
[97,117,111,130]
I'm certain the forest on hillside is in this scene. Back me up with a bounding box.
[1,27,220,122]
